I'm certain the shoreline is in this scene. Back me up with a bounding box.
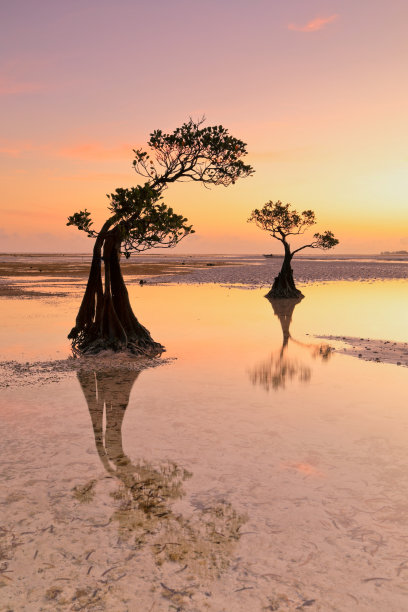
[1,267,407,610]
[317,335,408,368]
[1,255,407,297]
[1,257,407,370]
[0,351,170,389]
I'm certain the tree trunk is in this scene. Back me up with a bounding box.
[265,245,304,299]
[77,368,140,470]
[68,229,163,356]
[266,296,303,344]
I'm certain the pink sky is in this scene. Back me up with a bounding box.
[1,0,407,253]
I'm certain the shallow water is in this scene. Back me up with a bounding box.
[1,281,408,610]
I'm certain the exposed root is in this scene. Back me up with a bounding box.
[0,350,169,389]
[266,267,304,299]
[69,232,164,357]
[265,285,304,299]
[71,333,164,358]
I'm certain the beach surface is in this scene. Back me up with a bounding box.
[0,254,408,611]
[1,253,407,294]
[1,252,407,367]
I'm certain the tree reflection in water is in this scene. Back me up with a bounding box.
[75,368,246,586]
[249,297,332,391]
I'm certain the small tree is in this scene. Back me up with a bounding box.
[248,201,338,298]
[68,118,253,355]
[249,297,332,391]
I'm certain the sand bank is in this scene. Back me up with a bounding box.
[149,258,408,286]
[0,281,68,298]
[0,352,167,389]
[0,254,407,296]
[317,335,408,367]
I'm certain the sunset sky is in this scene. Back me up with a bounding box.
[1,0,407,254]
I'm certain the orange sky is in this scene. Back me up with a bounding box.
[1,0,407,254]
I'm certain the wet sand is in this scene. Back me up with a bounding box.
[1,260,408,610]
[1,253,407,296]
[317,336,408,368]
[0,255,237,298]
[149,258,408,287]
[0,351,168,389]
[1,253,407,366]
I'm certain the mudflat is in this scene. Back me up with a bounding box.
[0,254,408,611]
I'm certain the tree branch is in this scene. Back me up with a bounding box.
[291,243,318,256]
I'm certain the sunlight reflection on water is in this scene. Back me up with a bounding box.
[1,280,408,610]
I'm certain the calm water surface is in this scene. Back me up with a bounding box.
[1,281,408,610]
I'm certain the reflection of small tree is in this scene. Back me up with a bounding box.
[75,367,246,593]
[248,201,338,298]
[68,118,253,355]
[249,298,332,391]
[250,352,312,391]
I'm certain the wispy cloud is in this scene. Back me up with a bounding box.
[49,171,130,182]
[57,142,133,161]
[0,227,91,252]
[249,147,309,162]
[0,140,34,157]
[288,14,339,33]
[0,139,135,162]
[0,77,41,96]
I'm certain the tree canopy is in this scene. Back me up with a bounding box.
[248,201,338,255]
[67,118,254,260]
[66,117,254,354]
[67,185,194,259]
[133,117,253,188]
[249,200,339,298]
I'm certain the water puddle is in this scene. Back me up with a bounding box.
[1,281,408,610]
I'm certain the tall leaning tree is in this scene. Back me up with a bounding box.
[248,201,338,299]
[68,118,253,355]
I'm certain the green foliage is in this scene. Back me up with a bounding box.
[107,184,160,218]
[248,201,316,237]
[66,209,96,237]
[107,185,194,256]
[133,117,254,188]
[67,117,253,256]
[248,200,339,255]
[313,231,339,250]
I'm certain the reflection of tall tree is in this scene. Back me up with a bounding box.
[77,368,189,521]
[77,369,138,472]
[249,298,332,391]
[270,297,302,347]
[75,368,246,588]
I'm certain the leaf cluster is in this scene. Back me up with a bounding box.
[248,200,339,254]
[312,231,339,250]
[66,210,96,237]
[68,118,254,256]
[68,184,194,256]
[107,185,194,256]
[133,117,254,188]
[248,201,316,238]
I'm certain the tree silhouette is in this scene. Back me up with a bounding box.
[74,366,247,595]
[249,297,332,391]
[248,201,338,298]
[68,118,253,355]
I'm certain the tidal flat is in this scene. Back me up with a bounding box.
[1,255,408,611]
